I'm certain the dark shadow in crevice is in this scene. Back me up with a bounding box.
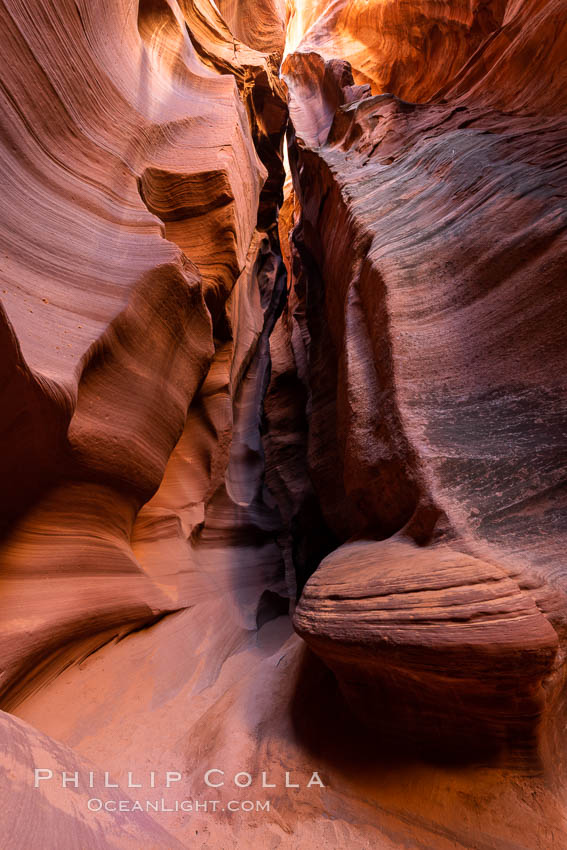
[290,646,509,778]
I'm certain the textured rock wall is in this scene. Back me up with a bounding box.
[278,0,567,772]
[285,0,509,97]
[0,3,292,844]
[1,0,567,848]
[0,0,290,701]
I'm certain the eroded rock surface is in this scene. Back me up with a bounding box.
[279,0,567,779]
[294,537,561,765]
[0,0,289,705]
[1,0,567,848]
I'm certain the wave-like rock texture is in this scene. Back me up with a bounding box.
[218,0,286,54]
[285,0,509,98]
[2,0,567,848]
[279,0,567,783]
[0,0,289,701]
[0,0,290,721]
[294,537,561,765]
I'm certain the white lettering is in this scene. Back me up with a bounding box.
[34,769,53,787]
[104,772,118,788]
[62,771,79,788]
[261,771,275,788]
[285,772,299,788]
[307,771,325,788]
[165,771,181,788]
[127,771,142,788]
[204,769,224,788]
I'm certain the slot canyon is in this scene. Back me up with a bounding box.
[0,0,566,847]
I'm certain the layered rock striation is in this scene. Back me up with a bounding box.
[279,0,567,771]
[1,0,567,848]
[0,0,290,701]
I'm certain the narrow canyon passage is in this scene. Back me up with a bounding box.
[0,1,566,848]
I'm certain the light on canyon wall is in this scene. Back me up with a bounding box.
[284,0,310,56]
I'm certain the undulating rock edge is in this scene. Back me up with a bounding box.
[276,3,567,781]
[1,1,567,848]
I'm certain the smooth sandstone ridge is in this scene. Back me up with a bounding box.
[281,0,567,779]
[1,0,567,848]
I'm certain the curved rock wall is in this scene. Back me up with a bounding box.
[285,0,509,98]
[1,0,567,848]
[0,0,290,722]
[279,0,567,774]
